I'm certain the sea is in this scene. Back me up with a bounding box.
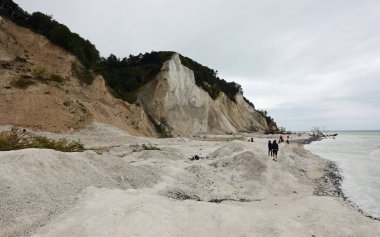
[305,131,380,218]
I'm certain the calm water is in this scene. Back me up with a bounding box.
[305,131,380,218]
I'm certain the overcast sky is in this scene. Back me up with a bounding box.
[15,0,380,131]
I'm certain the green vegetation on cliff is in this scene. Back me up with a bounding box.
[95,52,243,103]
[178,55,241,101]
[95,52,174,103]
[257,110,279,134]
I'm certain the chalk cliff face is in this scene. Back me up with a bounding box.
[138,54,268,136]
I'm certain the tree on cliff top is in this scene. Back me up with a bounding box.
[95,52,174,103]
[179,55,241,101]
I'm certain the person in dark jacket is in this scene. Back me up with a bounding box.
[272,140,279,161]
[268,140,273,156]
[279,135,284,143]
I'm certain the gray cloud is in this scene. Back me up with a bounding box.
[15,0,380,130]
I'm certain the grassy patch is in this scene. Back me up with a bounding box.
[32,67,48,81]
[0,129,84,152]
[63,100,71,106]
[33,67,65,83]
[141,144,160,150]
[202,136,246,142]
[130,143,160,152]
[49,74,64,82]
[10,78,35,89]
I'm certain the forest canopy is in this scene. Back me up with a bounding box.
[95,52,174,103]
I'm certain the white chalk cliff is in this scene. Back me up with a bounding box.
[138,54,268,136]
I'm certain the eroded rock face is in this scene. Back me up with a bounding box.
[138,54,209,135]
[0,18,155,136]
[138,54,268,136]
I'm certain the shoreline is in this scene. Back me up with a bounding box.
[291,135,324,144]
[298,136,380,221]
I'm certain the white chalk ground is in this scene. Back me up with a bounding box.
[0,123,379,237]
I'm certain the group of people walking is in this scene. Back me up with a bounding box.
[278,135,290,144]
[267,135,291,161]
[268,140,279,161]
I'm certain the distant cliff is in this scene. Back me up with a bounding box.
[138,54,268,136]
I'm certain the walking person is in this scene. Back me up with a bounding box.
[268,140,273,156]
[272,140,279,161]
